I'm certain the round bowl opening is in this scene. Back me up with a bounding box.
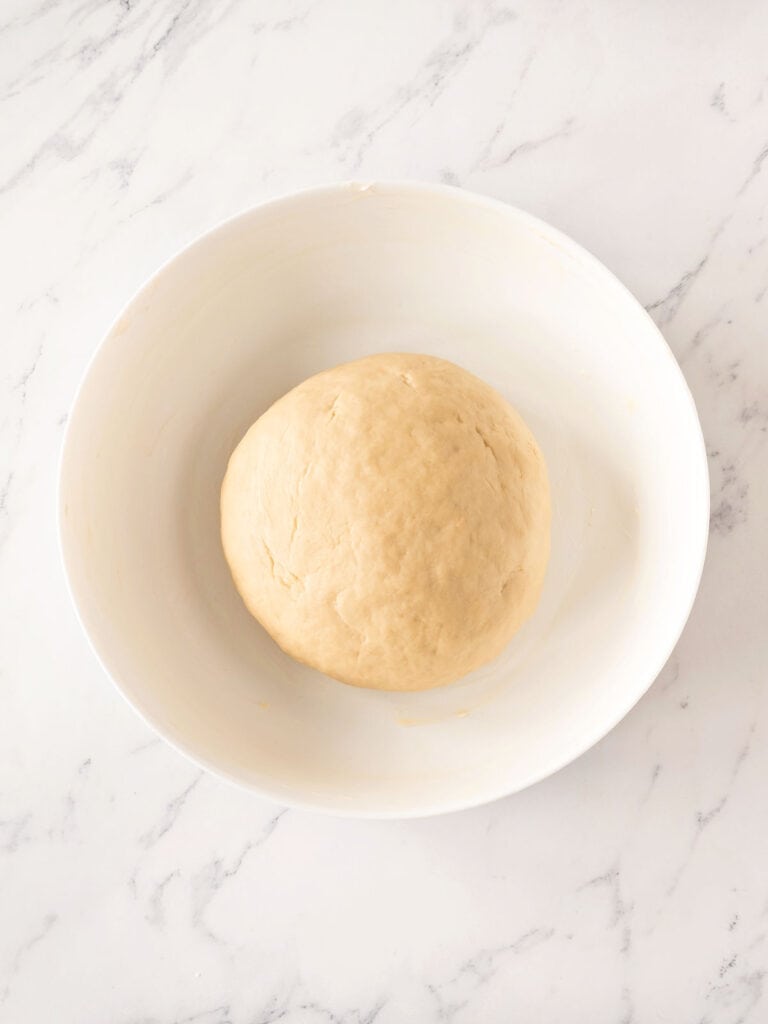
[60,182,708,817]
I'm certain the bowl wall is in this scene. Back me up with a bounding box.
[59,183,708,816]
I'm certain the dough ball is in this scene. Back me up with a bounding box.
[221,353,550,691]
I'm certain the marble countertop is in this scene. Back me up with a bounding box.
[2,2,767,1021]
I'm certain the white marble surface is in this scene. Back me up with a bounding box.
[1,1,767,1020]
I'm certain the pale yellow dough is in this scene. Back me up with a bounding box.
[221,353,551,691]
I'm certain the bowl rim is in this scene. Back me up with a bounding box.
[57,179,710,819]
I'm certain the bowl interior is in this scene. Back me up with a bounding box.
[60,183,708,816]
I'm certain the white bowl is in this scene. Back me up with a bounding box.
[59,182,708,818]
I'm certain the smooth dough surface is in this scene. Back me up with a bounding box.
[221,353,551,691]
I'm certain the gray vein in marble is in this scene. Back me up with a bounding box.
[429,927,555,1020]
[9,913,58,976]
[695,733,752,835]
[123,1001,235,1024]
[107,148,145,190]
[710,82,736,123]
[645,211,739,326]
[646,254,710,327]
[334,5,515,171]
[439,169,461,187]
[738,140,768,197]
[0,92,116,195]
[191,809,287,942]
[146,0,196,65]
[685,315,726,360]
[0,0,61,37]
[129,736,163,756]
[0,37,66,104]
[709,453,749,536]
[746,233,768,256]
[657,656,680,693]
[172,1005,232,1024]
[11,343,43,401]
[472,47,537,170]
[252,3,315,37]
[0,471,13,519]
[72,4,146,74]
[483,118,575,171]
[164,0,299,76]
[146,869,180,929]
[54,792,76,841]
[739,401,768,431]
[701,969,765,1023]
[708,354,740,387]
[668,728,755,897]
[296,1001,385,1024]
[0,814,31,854]
[248,991,293,1024]
[1,311,52,515]
[620,985,636,1024]
[127,167,195,220]
[718,952,739,979]
[139,771,203,849]
[580,864,632,954]
[45,755,93,842]
[639,762,662,805]
[0,0,211,194]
